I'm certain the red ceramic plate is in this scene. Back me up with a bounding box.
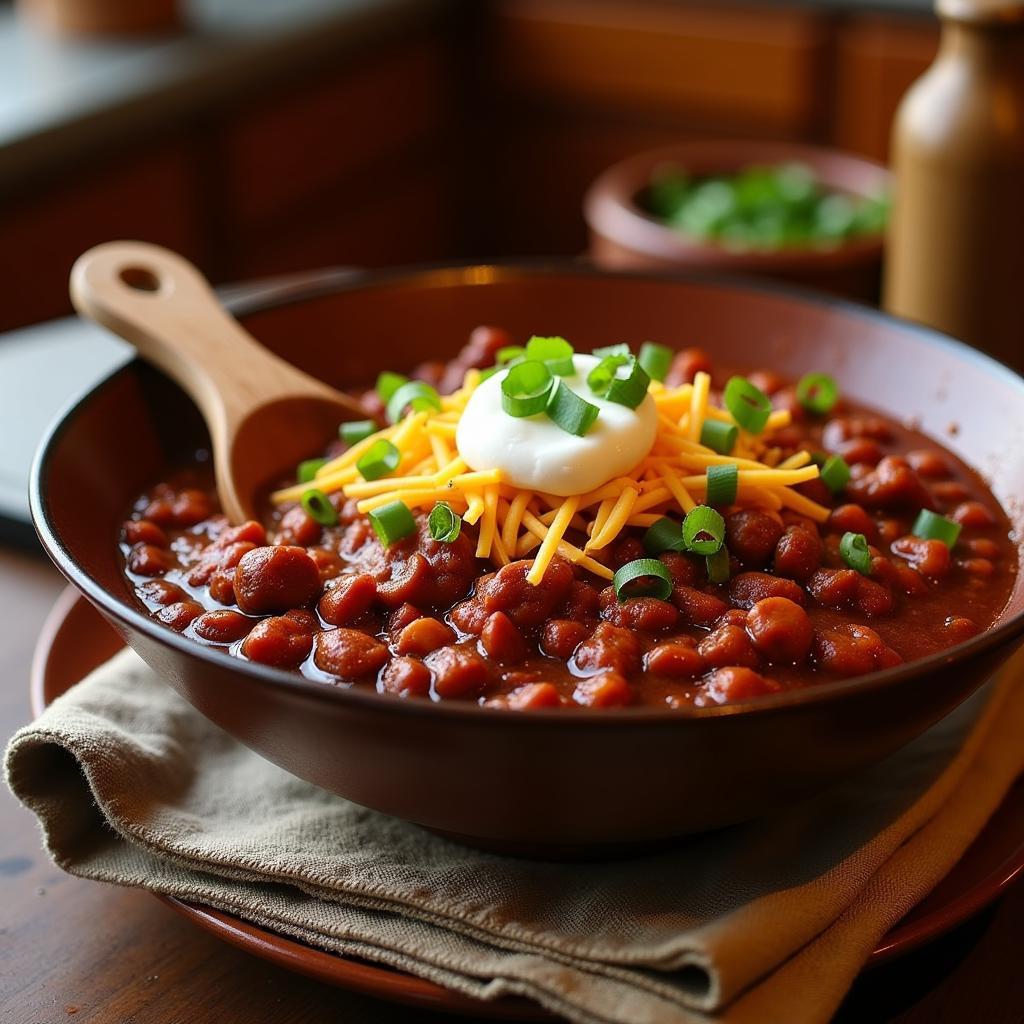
[31,589,1024,1020]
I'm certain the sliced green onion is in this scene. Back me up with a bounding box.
[501,360,553,417]
[386,380,442,424]
[592,343,631,358]
[820,454,851,494]
[300,488,338,527]
[706,463,738,506]
[796,372,839,415]
[643,516,687,555]
[613,558,673,602]
[839,531,872,575]
[340,420,377,445]
[369,500,417,546]
[700,418,738,455]
[638,342,672,382]
[356,438,401,481]
[587,354,630,396]
[525,335,575,375]
[496,345,526,365]
[428,501,461,543]
[297,458,327,483]
[723,376,772,434]
[606,358,651,409]
[375,371,408,403]
[682,505,726,555]
[912,509,962,548]
[547,380,600,436]
[706,545,731,584]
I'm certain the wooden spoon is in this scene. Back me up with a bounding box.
[70,241,368,524]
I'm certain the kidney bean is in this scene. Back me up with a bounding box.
[193,609,253,643]
[541,619,592,659]
[823,415,893,449]
[222,521,269,547]
[838,438,884,466]
[666,347,712,386]
[478,557,575,629]
[808,568,861,607]
[234,546,321,615]
[729,572,805,609]
[319,574,377,626]
[698,623,759,668]
[659,551,702,587]
[388,602,423,635]
[605,537,643,571]
[827,504,878,542]
[931,481,971,505]
[284,609,319,632]
[855,576,895,616]
[378,656,432,698]
[314,628,389,678]
[395,615,455,656]
[123,519,168,547]
[773,525,824,581]
[449,598,488,636]
[574,622,642,676]
[156,600,203,631]
[307,547,343,583]
[504,682,562,709]
[600,591,679,632]
[277,505,322,547]
[943,616,979,643]
[208,569,236,605]
[425,646,489,700]
[644,639,705,677]
[892,561,929,596]
[672,585,729,626]
[965,537,1000,559]
[700,666,779,706]
[562,580,601,620]
[951,501,995,527]
[745,597,812,663]
[846,456,932,511]
[957,557,995,577]
[875,518,904,545]
[479,611,528,662]
[907,449,951,479]
[365,516,479,610]
[718,608,748,627]
[244,616,314,668]
[144,487,214,528]
[572,671,632,707]
[136,579,188,606]
[813,623,902,676]
[891,536,951,578]
[128,543,173,577]
[726,509,784,568]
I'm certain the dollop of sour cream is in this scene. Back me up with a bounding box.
[456,354,658,496]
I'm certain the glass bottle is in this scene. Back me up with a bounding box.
[884,0,1024,369]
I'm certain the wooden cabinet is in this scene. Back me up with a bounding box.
[0,144,203,331]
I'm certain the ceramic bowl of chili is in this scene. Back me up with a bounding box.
[584,141,890,302]
[31,263,1024,855]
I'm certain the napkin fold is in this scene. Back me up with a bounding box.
[6,648,1024,1024]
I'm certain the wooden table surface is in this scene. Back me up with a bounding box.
[3,545,1023,1024]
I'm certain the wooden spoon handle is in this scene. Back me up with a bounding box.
[70,241,341,430]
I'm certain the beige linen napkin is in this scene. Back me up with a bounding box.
[6,648,1024,1024]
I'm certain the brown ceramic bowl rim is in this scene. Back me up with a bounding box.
[583,140,890,269]
[30,260,1024,725]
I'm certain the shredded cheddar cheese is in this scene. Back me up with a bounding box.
[270,361,830,583]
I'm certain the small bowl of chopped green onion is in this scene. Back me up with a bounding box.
[584,141,890,301]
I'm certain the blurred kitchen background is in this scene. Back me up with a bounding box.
[4,0,1020,543]
[0,0,941,331]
